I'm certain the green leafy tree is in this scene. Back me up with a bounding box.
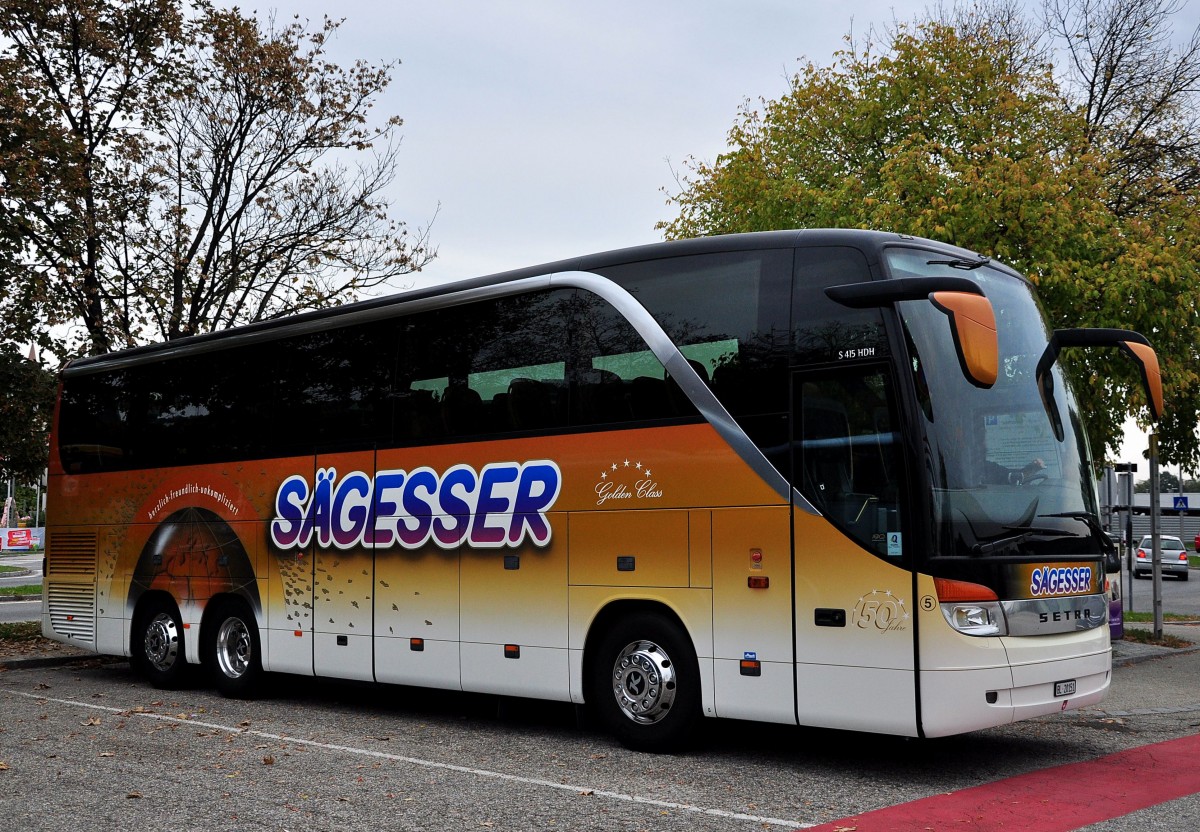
[1039,0,1200,468]
[660,17,1200,468]
[0,346,55,484]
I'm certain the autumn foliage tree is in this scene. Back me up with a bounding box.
[660,10,1200,469]
[0,0,432,357]
[0,0,181,357]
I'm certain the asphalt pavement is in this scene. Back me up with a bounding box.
[2,624,1198,831]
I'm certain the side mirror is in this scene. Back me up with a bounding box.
[1035,328,1163,441]
[1104,548,1121,574]
[826,276,998,389]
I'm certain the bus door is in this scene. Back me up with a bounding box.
[790,365,919,735]
[312,449,377,681]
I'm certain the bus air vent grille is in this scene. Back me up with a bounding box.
[47,582,96,643]
[47,532,98,576]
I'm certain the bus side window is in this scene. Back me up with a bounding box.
[801,393,854,507]
[795,367,905,559]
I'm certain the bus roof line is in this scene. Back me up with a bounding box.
[63,275,559,377]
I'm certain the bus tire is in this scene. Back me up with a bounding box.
[589,612,701,752]
[206,599,263,699]
[132,599,188,689]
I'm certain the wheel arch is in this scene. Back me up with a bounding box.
[580,598,712,714]
[126,506,261,621]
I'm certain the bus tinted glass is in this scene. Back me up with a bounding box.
[58,288,698,473]
[597,250,792,418]
[887,247,1099,560]
[791,246,890,367]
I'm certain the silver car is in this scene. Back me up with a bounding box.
[1134,535,1191,580]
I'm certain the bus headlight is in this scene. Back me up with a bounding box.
[941,601,1007,636]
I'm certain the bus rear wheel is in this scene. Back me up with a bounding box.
[206,600,262,698]
[589,613,701,752]
[132,600,188,689]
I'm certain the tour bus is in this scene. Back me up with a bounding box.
[43,229,1162,751]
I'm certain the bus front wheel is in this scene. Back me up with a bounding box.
[132,599,188,689]
[589,613,701,752]
[206,600,262,698]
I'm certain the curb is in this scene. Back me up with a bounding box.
[0,653,120,671]
[1112,643,1200,667]
[0,593,40,603]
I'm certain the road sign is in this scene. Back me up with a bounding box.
[1174,496,1189,511]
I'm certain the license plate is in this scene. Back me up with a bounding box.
[1054,679,1077,697]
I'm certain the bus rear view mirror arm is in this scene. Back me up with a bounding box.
[1035,328,1164,442]
[825,277,998,389]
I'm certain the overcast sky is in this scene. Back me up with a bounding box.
[264,1,925,285]
[256,1,1196,464]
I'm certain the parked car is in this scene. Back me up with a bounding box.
[1134,535,1190,580]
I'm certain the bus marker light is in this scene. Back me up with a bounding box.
[740,659,761,677]
[934,577,998,602]
[750,548,763,569]
[293,630,303,637]
[747,576,769,589]
[183,623,191,629]
[410,638,424,652]
[504,644,520,659]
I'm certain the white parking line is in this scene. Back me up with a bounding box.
[2,688,809,828]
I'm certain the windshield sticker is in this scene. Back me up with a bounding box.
[270,461,562,551]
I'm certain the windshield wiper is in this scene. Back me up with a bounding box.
[972,531,1034,555]
[1040,511,1104,535]
[926,256,990,270]
[970,525,1074,555]
[1040,511,1116,555]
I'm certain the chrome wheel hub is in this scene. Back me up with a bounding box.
[611,639,676,724]
[216,616,252,679]
[144,612,180,672]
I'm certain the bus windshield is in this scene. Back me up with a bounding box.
[887,248,1099,560]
